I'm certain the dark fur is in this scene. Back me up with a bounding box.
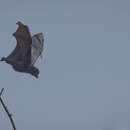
[1,22,39,78]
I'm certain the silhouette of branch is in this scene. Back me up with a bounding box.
[0,88,16,130]
[0,88,4,96]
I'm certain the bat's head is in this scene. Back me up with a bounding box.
[0,57,6,61]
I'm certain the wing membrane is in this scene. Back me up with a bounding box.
[31,33,44,65]
[12,24,32,65]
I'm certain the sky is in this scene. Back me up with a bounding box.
[0,0,130,130]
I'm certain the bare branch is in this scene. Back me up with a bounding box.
[0,88,16,130]
[0,88,4,96]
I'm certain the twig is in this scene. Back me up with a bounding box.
[0,88,16,130]
[0,88,4,96]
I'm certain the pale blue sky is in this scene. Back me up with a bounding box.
[0,0,130,130]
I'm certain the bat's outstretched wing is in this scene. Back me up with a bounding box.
[31,33,44,65]
[7,22,32,66]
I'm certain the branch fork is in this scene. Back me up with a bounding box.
[0,88,16,130]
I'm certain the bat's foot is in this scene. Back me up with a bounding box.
[28,66,39,78]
